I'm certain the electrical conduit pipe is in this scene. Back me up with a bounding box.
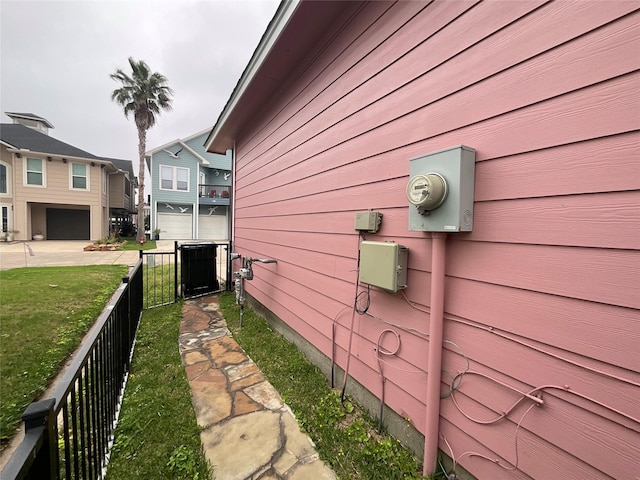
[423,232,447,476]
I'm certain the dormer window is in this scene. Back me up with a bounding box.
[6,112,53,135]
[21,118,45,132]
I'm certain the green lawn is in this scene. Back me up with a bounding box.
[0,265,127,447]
[117,237,157,251]
[218,292,433,480]
[142,262,179,309]
[105,302,210,480]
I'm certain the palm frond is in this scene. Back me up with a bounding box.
[110,57,173,127]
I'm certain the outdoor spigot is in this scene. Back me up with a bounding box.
[255,258,277,264]
[230,253,241,261]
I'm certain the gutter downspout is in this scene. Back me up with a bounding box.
[231,144,236,246]
[146,154,154,235]
[423,232,447,476]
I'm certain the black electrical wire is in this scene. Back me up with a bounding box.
[355,286,370,315]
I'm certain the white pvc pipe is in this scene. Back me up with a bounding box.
[423,232,447,476]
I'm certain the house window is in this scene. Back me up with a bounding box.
[102,168,107,194]
[1,205,8,232]
[160,165,189,191]
[71,163,88,190]
[25,158,44,186]
[0,163,8,194]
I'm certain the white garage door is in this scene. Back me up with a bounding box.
[158,213,192,240]
[198,214,228,240]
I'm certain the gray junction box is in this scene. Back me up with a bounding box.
[354,210,383,233]
[408,145,476,232]
[359,241,408,293]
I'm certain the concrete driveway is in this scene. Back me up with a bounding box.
[0,240,142,270]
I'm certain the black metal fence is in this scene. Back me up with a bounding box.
[140,243,179,309]
[141,241,231,309]
[1,260,143,480]
[1,242,231,479]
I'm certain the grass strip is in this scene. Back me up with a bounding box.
[0,265,127,446]
[218,292,436,480]
[117,237,158,251]
[106,302,210,480]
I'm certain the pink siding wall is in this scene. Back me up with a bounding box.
[231,2,640,479]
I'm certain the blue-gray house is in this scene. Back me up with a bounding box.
[145,129,232,240]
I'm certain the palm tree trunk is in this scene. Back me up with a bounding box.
[137,127,146,242]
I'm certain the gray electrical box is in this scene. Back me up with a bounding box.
[407,145,476,232]
[359,241,408,293]
[354,211,383,233]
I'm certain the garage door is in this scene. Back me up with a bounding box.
[47,208,90,240]
[158,213,192,240]
[198,214,227,240]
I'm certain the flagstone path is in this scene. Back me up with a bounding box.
[180,296,336,480]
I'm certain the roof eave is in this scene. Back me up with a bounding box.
[0,139,18,149]
[145,138,185,156]
[204,0,300,154]
[182,127,216,144]
[5,147,103,164]
[5,112,55,129]
[180,141,211,166]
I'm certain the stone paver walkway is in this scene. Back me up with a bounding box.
[180,296,336,480]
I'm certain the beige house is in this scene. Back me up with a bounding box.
[103,157,138,237]
[0,112,136,241]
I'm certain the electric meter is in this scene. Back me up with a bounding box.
[406,173,448,214]
[407,146,476,232]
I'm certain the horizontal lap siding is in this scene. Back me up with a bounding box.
[238,132,640,206]
[233,2,640,479]
[14,158,101,205]
[237,1,638,191]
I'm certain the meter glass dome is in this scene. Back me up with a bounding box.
[406,173,448,213]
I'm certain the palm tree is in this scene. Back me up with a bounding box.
[110,57,173,242]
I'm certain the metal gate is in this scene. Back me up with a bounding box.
[141,241,231,309]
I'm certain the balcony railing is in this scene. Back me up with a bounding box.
[198,184,230,198]
[198,184,230,205]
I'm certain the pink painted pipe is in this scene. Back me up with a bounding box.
[424,232,447,476]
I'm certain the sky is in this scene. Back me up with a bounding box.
[0,0,280,168]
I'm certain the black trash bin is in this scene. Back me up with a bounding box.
[180,243,219,297]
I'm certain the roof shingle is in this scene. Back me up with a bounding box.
[0,123,99,159]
